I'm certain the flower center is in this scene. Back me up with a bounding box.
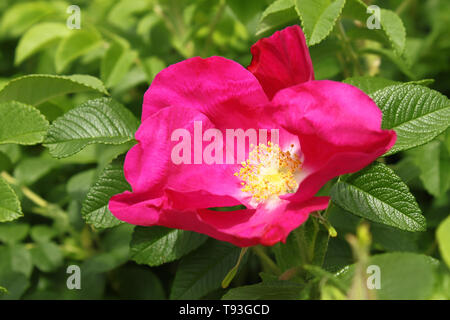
[234,142,302,204]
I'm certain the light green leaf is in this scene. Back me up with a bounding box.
[82,160,129,229]
[410,140,450,198]
[55,29,102,72]
[44,98,139,158]
[0,1,64,38]
[15,22,69,65]
[30,241,63,272]
[342,1,406,55]
[222,280,303,300]
[170,241,241,299]
[341,0,366,21]
[0,101,49,145]
[380,9,406,55]
[0,244,33,278]
[30,225,57,243]
[330,162,426,232]
[337,253,437,299]
[0,245,32,299]
[371,84,450,155]
[295,0,346,46]
[0,74,108,106]
[131,227,207,267]
[101,41,137,87]
[256,0,297,37]
[0,176,22,222]
[0,223,29,245]
[437,216,450,268]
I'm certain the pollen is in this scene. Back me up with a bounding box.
[234,142,302,204]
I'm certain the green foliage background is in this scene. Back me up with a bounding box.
[0,0,449,300]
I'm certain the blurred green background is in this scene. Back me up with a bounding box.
[0,0,449,300]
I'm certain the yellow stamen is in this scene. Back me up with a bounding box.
[234,143,302,204]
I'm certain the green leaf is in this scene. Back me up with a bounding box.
[0,272,29,300]
[0,74,108,106]
[341,0,366,21]
[15,22,69,65]
[30,241,63,272]
[295,0,346,46]
[342,1,406,55]
[0,1,63,38]
[0,244,33,278]
[410,140,450,198]
[256,0,298,37]
[437,216,450,268]
[0,101,49,145]
[131,227,207,267]
[371,84,450,155]
[380,9,406,55]
[222,280,303,300]
[44,98,139,158]
[30,225,57,243]
[0,223,29,245]
[170,241,241,299]
[371,223,419,253]
[0,176,22,222]
[101,41,137,88]
[330,162,426,232]
[338,253,437,299]
[82,160,129,229]
[55,29,102,73]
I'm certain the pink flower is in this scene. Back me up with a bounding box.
[109,25,396,247]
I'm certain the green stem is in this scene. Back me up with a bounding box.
[336,21,363,76]
[202,0,226,56]
[252,246,281,275]
[1,171,48,207]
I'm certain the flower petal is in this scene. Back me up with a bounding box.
[247,25,314,99]
[272,80,397,202]
[109,191,329,247]
[197,196,330,246]
[124,105,244,206]
[142,56,269,126]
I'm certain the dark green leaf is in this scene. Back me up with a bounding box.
[131,226,207,267]
[331,162,426,232]
[0,74,108,106]
[371,84,450,155]
[44,98,139,158]
[82,159,129,229]
[170,241,241,299]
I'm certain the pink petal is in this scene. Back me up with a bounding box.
[272,80,397,202]
[124,105,244,207]
[142,56,269,125]
[110,190,329,247]
[197,196,330,246]
[247,25,314,100]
